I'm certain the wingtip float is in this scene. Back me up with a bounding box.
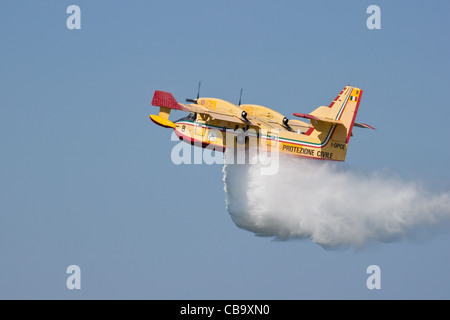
[149,114,176,129]
[149,85,375,162]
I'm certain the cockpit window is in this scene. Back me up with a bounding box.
[187,113,197,121]
[176,112,197,122]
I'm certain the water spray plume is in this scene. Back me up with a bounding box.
[223,154,450,249]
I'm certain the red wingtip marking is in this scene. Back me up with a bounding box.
[151,90,183,110]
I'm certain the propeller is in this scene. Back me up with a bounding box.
[282,117,293,131]
[186,81,201,103]
[238,88,243,106]
[238,89,250,123]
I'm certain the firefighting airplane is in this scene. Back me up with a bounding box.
[150,85,374,161]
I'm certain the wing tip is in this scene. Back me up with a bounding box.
[152,90,183,110]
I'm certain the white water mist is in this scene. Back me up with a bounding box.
[223,155,450,249]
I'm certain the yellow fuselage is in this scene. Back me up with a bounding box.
[173,111,347,161]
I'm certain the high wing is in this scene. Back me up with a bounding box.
[151,88,374,135]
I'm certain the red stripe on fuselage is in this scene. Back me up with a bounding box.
[174,128,226,152]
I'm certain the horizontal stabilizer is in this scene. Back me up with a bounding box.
[293,113,343,126]
[354,122,376,130]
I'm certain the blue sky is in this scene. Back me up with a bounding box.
[1,0,450,299]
